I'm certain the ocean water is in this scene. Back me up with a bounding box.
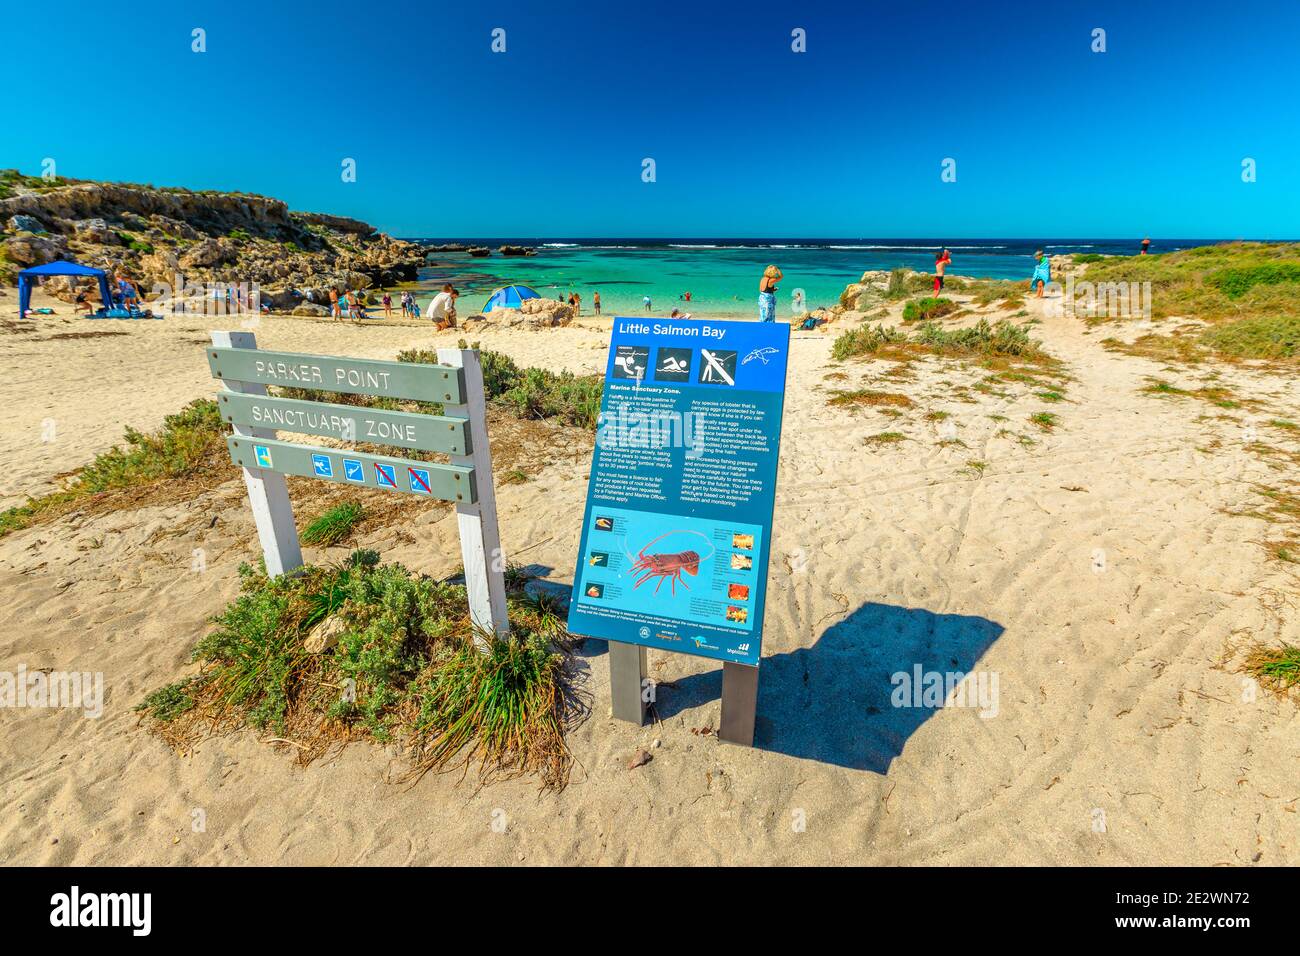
[405,239,1213,319]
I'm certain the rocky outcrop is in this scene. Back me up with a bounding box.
[498,245,536,257]
[485,297,574,328]
[0,171,425,308]
[467,246,491,257]
[2,232,67,267]
[7,214,47,233]
[836,270,893,312]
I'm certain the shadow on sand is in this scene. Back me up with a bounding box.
[651,602,1005,772]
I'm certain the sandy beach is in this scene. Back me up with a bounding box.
[1,284,1297,866]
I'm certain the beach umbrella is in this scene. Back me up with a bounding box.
[482,284,541,312]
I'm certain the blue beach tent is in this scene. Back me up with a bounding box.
[482,284,541,312]
[18,260,114,318]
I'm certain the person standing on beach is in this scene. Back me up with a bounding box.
[329,287,340,319]
[759,265,782,322]
[593,290,601,315]
[643,294,652,312]
[933,248,952,295]
[574,292,581,316]
[1140,237,1151,255]
[382,292,392,318]
[1031,251,1051,297]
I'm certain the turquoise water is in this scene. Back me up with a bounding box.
[407,240,1205,319]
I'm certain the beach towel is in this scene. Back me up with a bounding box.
[758,291,776,322]
[1032,258,1051,285]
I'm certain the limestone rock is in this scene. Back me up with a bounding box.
[3,233,66,267]
[7,214,47,234]
[305,615,348,653]
[519,297,574,327]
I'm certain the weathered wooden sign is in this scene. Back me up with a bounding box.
[217,392,472,455]
[207,346,466,404]
[209,331,509,641]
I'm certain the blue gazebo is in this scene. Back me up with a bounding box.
[482,284,540,312]
[18,260,115,318]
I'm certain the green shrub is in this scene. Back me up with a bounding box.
[902,297,958,323]
[913,319,1040,357]
[137,552,574,786]
[830,324,908,360]
[1206,264,1300,299]
[1200,315,1300,359]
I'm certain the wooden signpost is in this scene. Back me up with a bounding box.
[208,331,509,642]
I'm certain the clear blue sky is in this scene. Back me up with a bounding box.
[4,0,1297,238]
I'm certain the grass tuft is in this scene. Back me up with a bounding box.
[0,399,226,539]
[1241,643,1300,696]
[301,501,364,547]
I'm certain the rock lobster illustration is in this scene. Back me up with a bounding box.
[626,530,716,596]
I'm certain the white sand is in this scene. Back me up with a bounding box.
[1,288,1296,865]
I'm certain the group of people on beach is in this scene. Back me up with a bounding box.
[314,237,1159,330]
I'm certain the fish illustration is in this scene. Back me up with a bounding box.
[742,347,779,365]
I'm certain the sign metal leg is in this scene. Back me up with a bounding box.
[608,640,648,726]
[719,662,759,747]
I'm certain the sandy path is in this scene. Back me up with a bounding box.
[1,291,1296,865]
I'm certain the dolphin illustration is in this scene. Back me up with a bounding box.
[742,346,780,365]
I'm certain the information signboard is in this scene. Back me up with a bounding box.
[567,317,790,668]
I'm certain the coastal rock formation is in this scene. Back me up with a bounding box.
[498,245,536,257]
[7,214,47,234]
[485,297,574,328]
[3,232,67,267]
[467,246,491,258]
[837,269,895,311]
[0,170,425,304]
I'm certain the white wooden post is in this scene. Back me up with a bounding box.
[437,347,509,645]
[211,330,303,577]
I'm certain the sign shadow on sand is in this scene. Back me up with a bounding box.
[651,602,1005,773]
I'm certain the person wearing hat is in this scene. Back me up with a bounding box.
[759,264,782,322]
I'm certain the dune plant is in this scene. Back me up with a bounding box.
[136,550,577,787]
[902,297,958,323]
[0,399,226,538]
[301,501,365,547]
[830,324,908,360]
[1242,643,1300,696]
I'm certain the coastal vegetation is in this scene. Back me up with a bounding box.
[398,345,603,429]
[831,319,1044,363]
[1081,242,1300,361]
[135,550,577,788]
[0,399,227,538]
[1241,642,1300,696]
[902,297,959,323]
[300,501,365,547]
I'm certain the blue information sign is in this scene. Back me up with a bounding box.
[567,317,790,666]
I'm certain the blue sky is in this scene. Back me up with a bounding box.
[4,0,1297,238]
